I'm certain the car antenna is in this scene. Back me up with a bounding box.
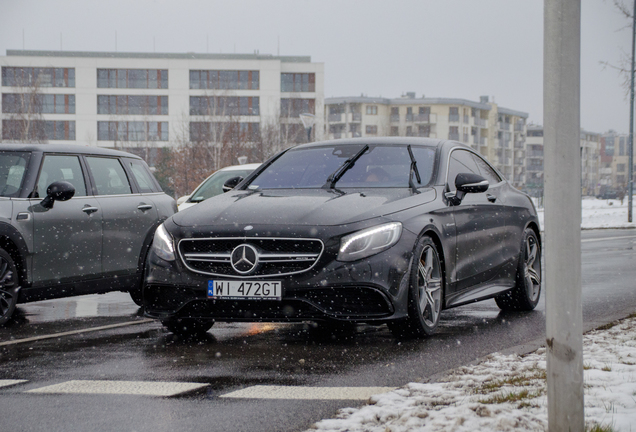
[323,144,369,189]
[407,145,421,194]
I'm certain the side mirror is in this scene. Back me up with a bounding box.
[455,173,489,194]
[40,181,75,209]
[222,176,243,193]
[176,195,190,205]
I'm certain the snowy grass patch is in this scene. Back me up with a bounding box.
[308,316,636,432]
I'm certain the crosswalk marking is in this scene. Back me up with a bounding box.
[0,379,27,389]
[26,380,208,397]
[220,385,397,400]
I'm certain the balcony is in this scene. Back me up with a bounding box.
[515,124,525,132]
[406,113,414,122]
[514,158,525,165]
[390,115,400,122]
[499,123,510,131]
[414,113,436,123]
[463,115,469,123]
[328,113,342,122]
[527,150,543,158]
[473,136,486,146]
[514,141,525,149]
[474,117,487,127]
[449,114,460,122]
[351,113,361,122]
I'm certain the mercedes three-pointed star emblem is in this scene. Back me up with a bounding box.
[230,244,259,274]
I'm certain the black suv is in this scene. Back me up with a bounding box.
[0,144,176,325]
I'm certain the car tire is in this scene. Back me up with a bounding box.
[388,235,444,339]
[130,241,154,307]
[0,248,19,326]
[162,318,214,337]
[495,228,541,311]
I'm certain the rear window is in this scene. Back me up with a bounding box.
[0,151,30,197]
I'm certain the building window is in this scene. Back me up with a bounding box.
[390,126,399,136]
[366,105,378,115]
[280,98,314,117]
[281,73,315,92]
[2,67,75,88]
[449,107,459,122]
[527,130,543,137]
[406,126,413,136]
[190,122,260,142]
[617,164,626,173]
[365,125,377,134]
[2,120,75,140]
[190,96,260,116]
[390,107,399,122]
[97,95,168,115]
[418,125,430,137]
[449,126,459,140]
[97,121,168,141]
[2,93,75,114]
[190,70,259,90]
[97,69,167,89]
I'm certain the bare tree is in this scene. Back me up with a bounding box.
[2,73,47,143]
[600,1,634,96]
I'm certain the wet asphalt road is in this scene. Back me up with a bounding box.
[0,229,634,432]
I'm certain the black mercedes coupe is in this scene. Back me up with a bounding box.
[143,137,541,339]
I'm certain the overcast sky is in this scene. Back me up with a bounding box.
[0,0,631,133]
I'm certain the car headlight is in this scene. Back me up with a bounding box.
[337,222,402,262]
[152,224,176,261]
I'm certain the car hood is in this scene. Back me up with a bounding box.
[171,188,436,228]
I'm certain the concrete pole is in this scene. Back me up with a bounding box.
[628,0,635,223]
[544,1,584,430]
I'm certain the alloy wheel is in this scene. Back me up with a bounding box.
[418,245,442,327]
[524,234,541,302]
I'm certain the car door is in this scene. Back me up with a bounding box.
[447,149,507,291]
[85,156,158,276]
[31,153,103,284]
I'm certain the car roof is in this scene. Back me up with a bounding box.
[0,143,143,159]
[292,137,446,150]
[218,163,261,171]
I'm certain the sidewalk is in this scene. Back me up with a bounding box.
[307,198,636,432]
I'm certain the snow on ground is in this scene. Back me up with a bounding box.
[535,197,636,229]
[307,199,636,432]
[309,316,636,432]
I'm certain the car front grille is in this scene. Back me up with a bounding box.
[178,237,324,277]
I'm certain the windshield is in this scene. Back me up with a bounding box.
[0,151,30,197]
[189,168,255,202]
[246,144,436,190]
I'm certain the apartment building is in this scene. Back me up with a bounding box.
[601,130,634,193]
[525,124,602,197]
[324,94,528,189]
[1,50,324,152]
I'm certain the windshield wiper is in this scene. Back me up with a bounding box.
[407,145,421,194]
[323,144,369,189]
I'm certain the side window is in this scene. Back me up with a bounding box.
[37,155,87,197]
[86,157,132,195]
[472,154,502,184]
[447,149,479,191]
[127,159,157,193]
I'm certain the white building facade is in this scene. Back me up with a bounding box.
[1,50,324,149]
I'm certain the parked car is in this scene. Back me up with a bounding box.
[143,138,541,339]
[177,163,260,211]
[0,144,176,325]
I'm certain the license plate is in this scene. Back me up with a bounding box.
[207,280,282,300]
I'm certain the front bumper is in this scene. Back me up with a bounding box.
[143,226,417,323]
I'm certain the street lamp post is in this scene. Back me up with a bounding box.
[299,113,316,143]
